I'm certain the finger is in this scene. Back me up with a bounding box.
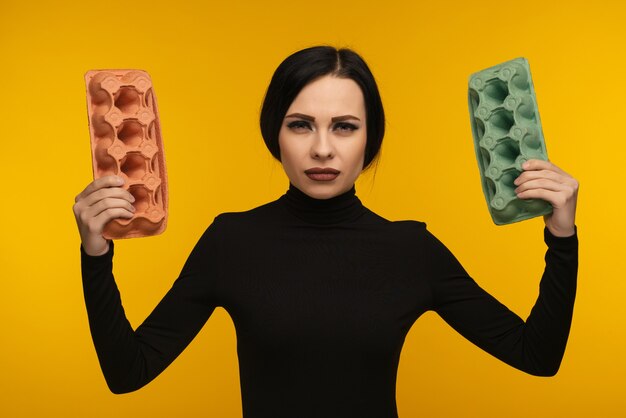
[80,185,135,209]
[78,196,135,227]
[523,159,569,177]
[80,196,135,224]
[516,188,572,209]
[515,169,562,186]
[515,178,570,195]
[513,170,561,184]
[75,175,125,203]
[94,207,135,223]
[84,207,135,236]
[515,170,578,196]
[516,180,577,206]
[88,197,136,219]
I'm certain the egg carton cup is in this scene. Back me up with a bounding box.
[468,58,552,225]
[85,69,168,239]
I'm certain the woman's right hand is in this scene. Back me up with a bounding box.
[73,175,136,256]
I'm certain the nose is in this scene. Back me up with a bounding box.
[310,131,334,160]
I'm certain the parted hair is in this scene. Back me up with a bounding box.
[259,45,385,169]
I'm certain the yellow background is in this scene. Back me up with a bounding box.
[0,0,623,416]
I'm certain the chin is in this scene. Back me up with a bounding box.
[297,182,349,200]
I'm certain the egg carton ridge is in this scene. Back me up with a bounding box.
[468,57,552,225]
[85,69,168,239]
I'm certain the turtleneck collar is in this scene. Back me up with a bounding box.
[280,183,366,225]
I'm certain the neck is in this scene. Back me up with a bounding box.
[280,183,365,225]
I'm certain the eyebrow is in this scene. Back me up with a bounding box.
[284,113,361,122]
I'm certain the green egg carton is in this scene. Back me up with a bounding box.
[468,58,552,225]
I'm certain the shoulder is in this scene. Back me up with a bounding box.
[213,199,284,227]
[188,199,282,253]
[358,207,438,248]
[368,214,456,259]
[197,198,285,241]
[388,220,444,252]
[380,219,429,243]
[362,206,429,236]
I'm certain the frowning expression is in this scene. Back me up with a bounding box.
[278,75,367,200]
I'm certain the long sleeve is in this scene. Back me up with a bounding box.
[426,227,578,376]
[81,223,220,393]
[80,183,580,416]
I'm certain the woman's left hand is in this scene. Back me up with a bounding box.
[514,159,579,237]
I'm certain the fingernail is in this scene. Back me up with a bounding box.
[115,176,124,185]
[129,194,135,203]
[131,205,136,212]
[522,161,530,169]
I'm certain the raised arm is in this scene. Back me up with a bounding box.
[427,160,579,375]
[427,228,577,376]
[75,176,218,393]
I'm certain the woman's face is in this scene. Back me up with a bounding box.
[278,75,367,200]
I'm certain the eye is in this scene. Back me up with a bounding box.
[334,122,359,133]
[287,120,312,132]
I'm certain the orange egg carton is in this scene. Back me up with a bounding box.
[85,69,168,239]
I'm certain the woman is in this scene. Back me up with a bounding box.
[74,46,579,417]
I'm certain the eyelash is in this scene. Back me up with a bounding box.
[287,121,310,130]
[286,121,359,132]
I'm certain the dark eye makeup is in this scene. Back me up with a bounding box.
[334,122,358,132]
[286,120,359,132]
[287,120,311,130]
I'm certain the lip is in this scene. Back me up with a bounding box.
[305,167,340,181]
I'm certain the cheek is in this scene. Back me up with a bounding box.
[350,135,367,169]
[277,131,292,163]
[278,132,301,172]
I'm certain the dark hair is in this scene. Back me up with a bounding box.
[260,45,385,170]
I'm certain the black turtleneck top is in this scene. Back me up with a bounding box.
[81,185,578,418]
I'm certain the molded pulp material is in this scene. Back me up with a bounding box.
[85,70,168,239]
[468,58,552,225]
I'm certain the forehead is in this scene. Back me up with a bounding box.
[286,75,365,118]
